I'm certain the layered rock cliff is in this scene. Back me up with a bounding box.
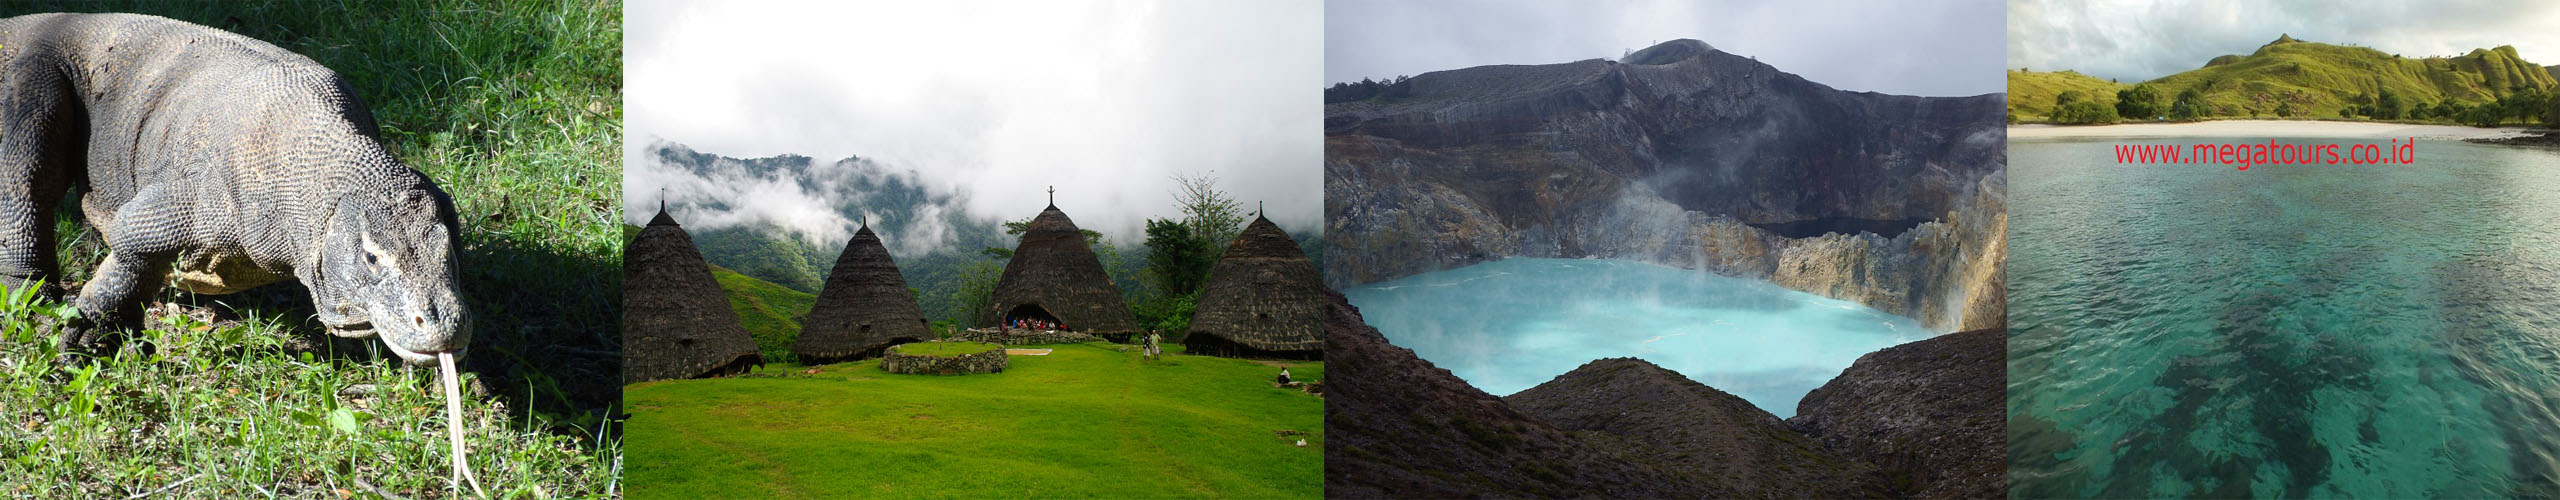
[1325,39,2006,331]
[1324,290,2006,498]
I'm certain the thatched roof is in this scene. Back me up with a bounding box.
[1185,215,1324,358]
[793,223,931,364]
[622,206,762,383]
[978,202,1139,336]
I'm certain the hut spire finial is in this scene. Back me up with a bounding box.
[1048,185,1055,207]
[659,187,667,214]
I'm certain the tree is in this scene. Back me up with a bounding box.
[2376,88,2406,120]
[1141,218,1212,297]
[1171,172,1246,261]
[1091,234,1142,303]
[2054,90,2086,108]
[2500,89,2549,124]
[2116,84,2163,120]
[2543,97,2560,128]
[2169,88,2209,121]
[947,260,1004,327]
[2464,104,2505,127]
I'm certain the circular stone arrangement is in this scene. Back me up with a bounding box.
[950,327,1097,345]
[880,341,1009,375]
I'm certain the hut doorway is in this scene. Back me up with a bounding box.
[1006,304,1069,331]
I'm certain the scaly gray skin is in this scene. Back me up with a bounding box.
[0,13,467,365]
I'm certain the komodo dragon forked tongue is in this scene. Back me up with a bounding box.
[441,352,486,496]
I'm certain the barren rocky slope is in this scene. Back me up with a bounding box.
[1793,328,2009,498]
[1507,359,1888,498]
[1321,292,1720,498]
[1325,39,2005,331]
[1323,289,2006,498]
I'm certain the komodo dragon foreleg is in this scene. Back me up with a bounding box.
[61,184,187,357]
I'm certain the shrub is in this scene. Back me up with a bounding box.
[2116,84,2163,120]
[2170,88,2209,121]
[2051,100,2120,125]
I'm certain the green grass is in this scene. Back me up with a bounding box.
[2143,40,2554,120]
[888,342,999,357]
[0,281,615,497]
[0,0,622,495]
[624,342,1324,499]
[2016,37,2559,123]
[2005,69,2126,122]
[711,264,816,364]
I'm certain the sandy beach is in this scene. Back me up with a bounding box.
[2010,120,2535,140]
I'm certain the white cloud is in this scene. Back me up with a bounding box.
[624,0,1323,242]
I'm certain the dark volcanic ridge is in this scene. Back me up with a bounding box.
[1323,290,2006,498]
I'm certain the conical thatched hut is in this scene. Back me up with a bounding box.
[1185,214,1325,359]
[979,193,1139,339]
[793,221,932,364]
[623,204,763,383]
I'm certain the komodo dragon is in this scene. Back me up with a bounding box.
[0,13,468,365]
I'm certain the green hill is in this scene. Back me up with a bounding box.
[711,263,818,363]
[2007,69,2126,121]
[2014,35,2558,123]
[2148,36,2554,119]
[624,342,1325,498]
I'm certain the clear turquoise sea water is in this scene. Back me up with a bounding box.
[2009,137,2560,498]
[1341,258,1926,418]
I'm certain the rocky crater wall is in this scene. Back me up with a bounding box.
[1325,39,2006,332]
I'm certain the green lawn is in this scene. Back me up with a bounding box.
[624,342,1324,499]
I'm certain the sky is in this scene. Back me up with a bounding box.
[1324,0,2008,97]
[624,0,1321,247]
[2010,0,2560,83]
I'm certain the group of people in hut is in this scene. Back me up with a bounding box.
[1005,317,1062,331]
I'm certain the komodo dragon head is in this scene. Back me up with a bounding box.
[308,179,470,366]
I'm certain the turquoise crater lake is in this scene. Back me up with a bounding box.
[1341,258,1927,417]
[2010,137,2560,498]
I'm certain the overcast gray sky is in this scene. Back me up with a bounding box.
[625,0,1320,245]
[2011,0,2560,83]
[1324,0,2006,97]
